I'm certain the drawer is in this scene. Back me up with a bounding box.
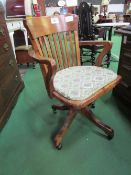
[16,49,34,64]
[114,88,131,105]
[122,43,131,50]
[0,24,9,40]
[0,38,12,55]
[0,51,10,67]
[121,48,131,59]
[0,50,14,65]
[118,64,131,86]
[114,82,131,99]
[1,70,21,107]
[119,54,131,67]
[0,57,18,81]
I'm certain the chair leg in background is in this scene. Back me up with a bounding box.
[81,107,114,139]
[91,47,96,65]
[53,108,76,150]
[106,52,111,68]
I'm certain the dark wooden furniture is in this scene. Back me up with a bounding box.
[77,2,109,66]
[113,27,131,106]
[97,17,112,23]
[6,0,25,18]
[15,45,35,68]
[6,0,46,17]
[0,2,24,129]
[78,2,98,65]
[25,14,121,149]
[123,14,131,24]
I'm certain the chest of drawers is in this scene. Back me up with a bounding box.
[0,3,24,129]
[113,29,131,106]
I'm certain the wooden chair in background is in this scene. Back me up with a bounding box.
[77,2,109,66]
[25,14,121,149]
[77,2,97,65]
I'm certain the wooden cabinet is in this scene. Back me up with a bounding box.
[0,2,24,129]
[15,45,35,67]
[113,28,131,105]
[123,15,131,23]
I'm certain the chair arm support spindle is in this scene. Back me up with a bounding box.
[79,40,112,66]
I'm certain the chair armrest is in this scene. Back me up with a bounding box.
[79,40,112,66]
[29,48,57,98]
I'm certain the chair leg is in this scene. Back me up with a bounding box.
[53,108,77,150]
[52,105,69,113]
[89,102,95,108]
[81,108,114,139]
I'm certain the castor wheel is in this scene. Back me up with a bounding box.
[52,106,57,114]
[107,63,110,68]
[55,143,62,150]
[91,103,95,108]
[32,63,35,69]
[89,103,95,108]
[107,130,114,140]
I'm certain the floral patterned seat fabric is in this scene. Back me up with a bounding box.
[53,66,117,101]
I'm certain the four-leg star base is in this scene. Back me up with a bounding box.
[52,105,114,150]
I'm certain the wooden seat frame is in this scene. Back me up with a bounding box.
[25,14,121,149]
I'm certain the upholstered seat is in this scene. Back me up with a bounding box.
[54,66,117,100]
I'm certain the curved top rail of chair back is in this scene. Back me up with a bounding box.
[25,14,79,39]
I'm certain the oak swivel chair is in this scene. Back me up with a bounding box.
[25,14,121,149]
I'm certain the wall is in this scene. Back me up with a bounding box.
[1,0,126,8]
[45,0,126,6]
[0,0,5,6]
[110,0,125,3]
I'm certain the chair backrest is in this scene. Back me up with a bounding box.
[78,2,95,40]
[25,14,81,72]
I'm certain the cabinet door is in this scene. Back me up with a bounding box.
[0,37,12,55]
[0,90,4,117]
[0,2,24,129]
[0,24,9,40]
[1,69,22,110]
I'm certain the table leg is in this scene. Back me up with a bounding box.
[9,31,16,57]
[21,28,28,46]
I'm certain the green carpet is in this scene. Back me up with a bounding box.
[0,35,131,175]
[111,31,122,61]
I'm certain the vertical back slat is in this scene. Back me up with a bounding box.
[48,35,58,65]
[58,33,68,68]
[37,38,48,76]
[63,32,70,67]
[35,38,44,56]
[69,31,75,66]
[43,36,52,58]
[38,37,46,57]
[53,33,62,70]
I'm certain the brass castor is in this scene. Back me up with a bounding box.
[55,143,62,150]
[52,106,57,114]
[107,130,114,140]
[90,103,95,108]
